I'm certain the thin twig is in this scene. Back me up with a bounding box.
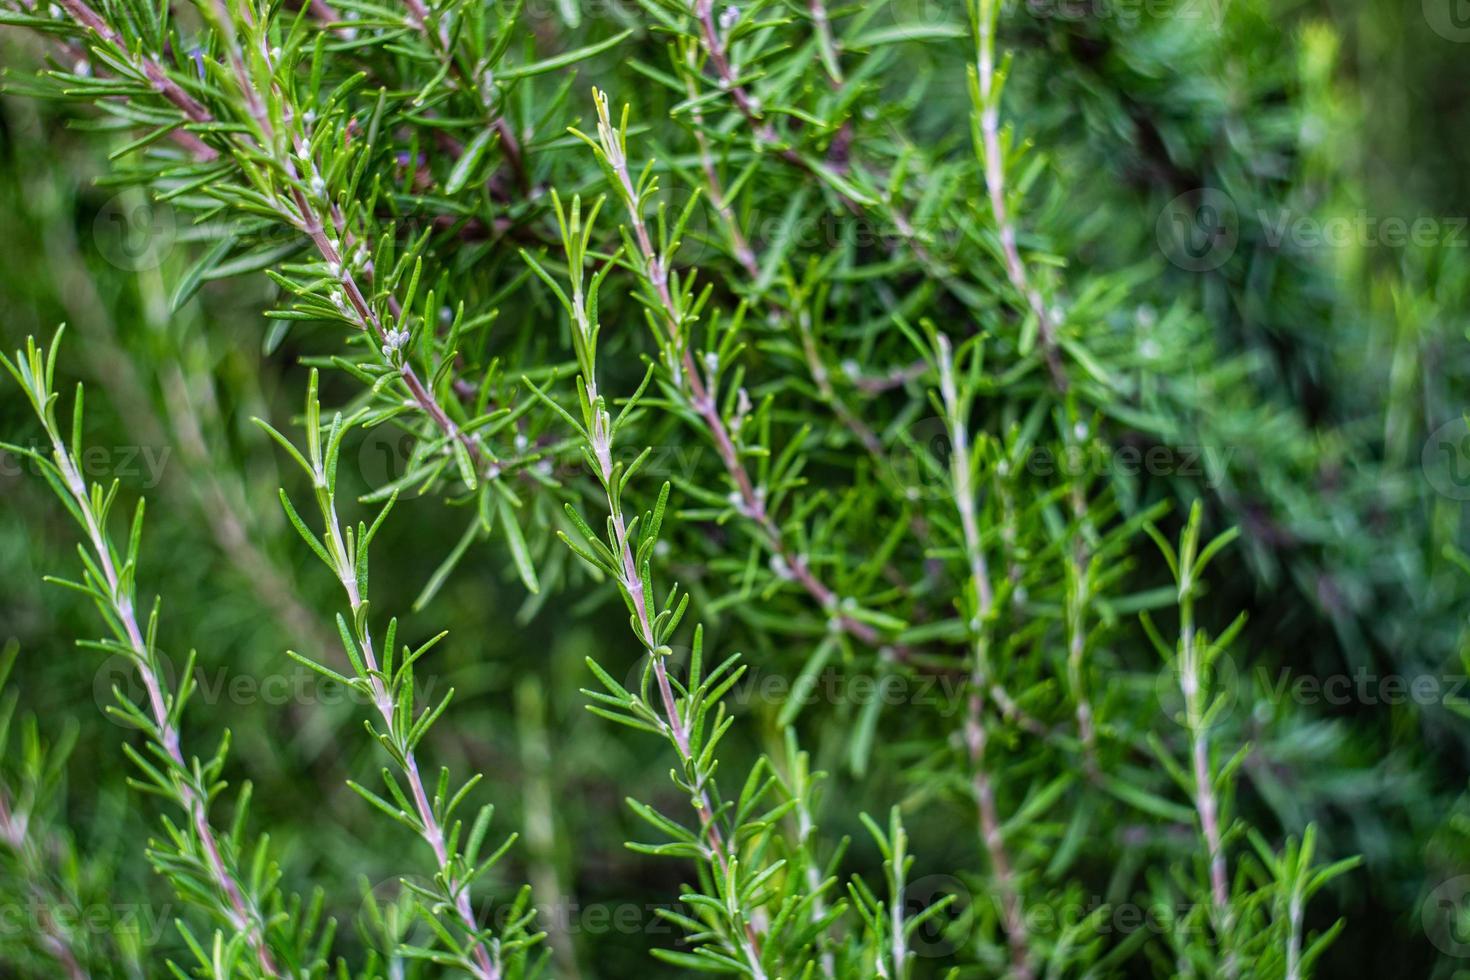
[937,335,1034,979]
[594,94,885,651]
[54,0,507,495]
[402,0,528,192]
[314,471,501,980]
[973,0,1068,393]
[588,394,770,979]
[1179,604,1236,978]
[680,46,883,461]
[685,1,942,276]
[0,790,88,980]
[46,430,281,977]
[972,0,1101,773]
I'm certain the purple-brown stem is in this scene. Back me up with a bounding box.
[0,791,87,980]
[402,0,528,193]
[293,187,501,484]
[598,103,884,650]
[319,491,501,980]
[584,402,768,978]
[685,2,940,273]
[47,436,281,977]
[617,97,1051,755]
[1180,614,1236,977]
[58,0,503,496]
[680,47,884,463]
[938,336,1035,979]
[974,6,1068,394]
[52,0,218,160]
[974,5,1102,776]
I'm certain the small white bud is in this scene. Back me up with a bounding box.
[1073,421,1088,441]
[737,388,751,412]
[769,554,793,580]
[381,327,411,358]
[514,433,529,453]
[310,175,327,198]
[719,5,740,30]
[732,388,752,436]
[703,351,720,377]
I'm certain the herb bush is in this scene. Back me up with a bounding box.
[0,0,1465,976]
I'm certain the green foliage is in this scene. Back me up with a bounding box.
[2,334,321,977]
[0,0,1462,977]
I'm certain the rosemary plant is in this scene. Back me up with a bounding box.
[0,0,1460,975]
[526,189,934,977]
[2,334,323,977]
[256,371,542,979]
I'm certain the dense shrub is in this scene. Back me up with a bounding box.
[0,0,1465,977]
